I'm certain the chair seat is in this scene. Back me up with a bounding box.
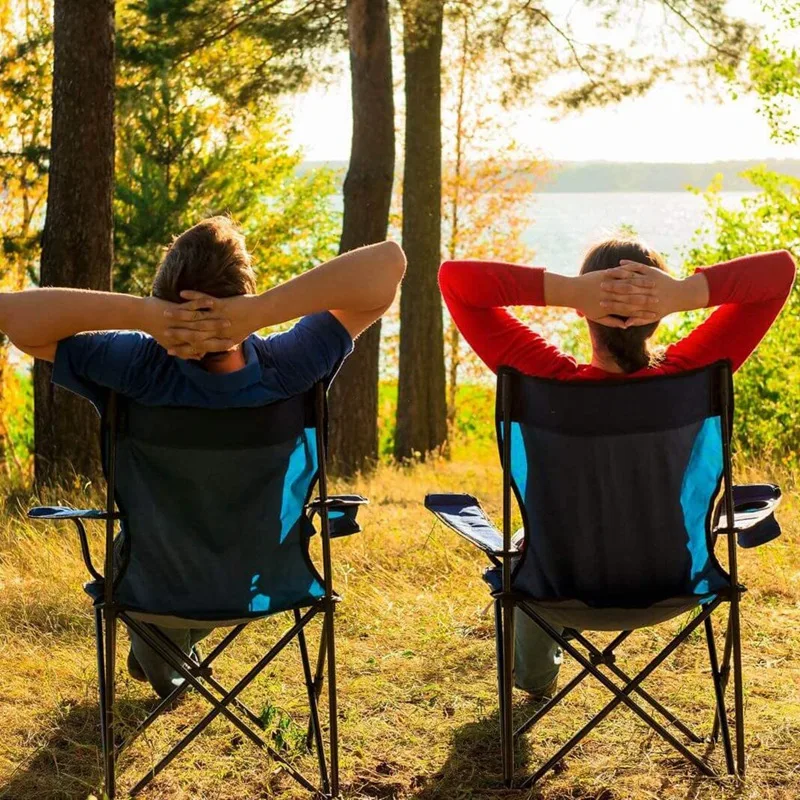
[483,567,724,631]
[83,579,324,627]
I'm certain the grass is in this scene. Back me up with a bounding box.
[0,454,798,800]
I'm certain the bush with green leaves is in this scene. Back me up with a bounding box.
[679,168,800,465]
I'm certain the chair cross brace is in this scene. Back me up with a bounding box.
[115,622,249,757]
[509,596,733,789]
[109,604,331,797]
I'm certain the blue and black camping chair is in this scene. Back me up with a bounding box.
[426,361,781,788]
[29,383,365,798]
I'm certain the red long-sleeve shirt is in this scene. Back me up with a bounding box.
[439,250,796,379]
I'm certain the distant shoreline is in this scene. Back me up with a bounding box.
[302,158,800,193]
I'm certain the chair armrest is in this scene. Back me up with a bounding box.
[425,493,513,564]
[27,506,116,581]
[28,506,119,521]
[714,484,782,549]
[306,495,368,538]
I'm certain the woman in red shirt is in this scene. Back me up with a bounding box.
[439,239,796,696]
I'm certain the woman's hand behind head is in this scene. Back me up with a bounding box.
[574,266,661,328]
[605,260,709,325]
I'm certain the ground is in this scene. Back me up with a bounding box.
[0,456,798,800]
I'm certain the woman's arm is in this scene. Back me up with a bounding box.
[163,240,407,356]
[668,250,796,372]
[0,289,230,362]
[437,259,658,376]
[612,250,796,373]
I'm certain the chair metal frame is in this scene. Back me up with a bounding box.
[31,383,347,799]
[492,364,745,788]
[421,362,787,789]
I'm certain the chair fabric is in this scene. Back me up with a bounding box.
[498,365,733,608]
[425,494,506,556]
[109,394,325,622]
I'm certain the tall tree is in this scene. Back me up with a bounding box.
[33,0,115,484]
[328,0,395,475]
[441,11,546,437]
[394,0,753,462]
[395,0,447,462]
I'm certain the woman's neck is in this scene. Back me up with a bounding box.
[590,349,624,374]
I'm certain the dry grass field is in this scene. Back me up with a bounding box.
[0,455,798,799]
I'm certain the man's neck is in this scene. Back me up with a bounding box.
[203,346,247,374]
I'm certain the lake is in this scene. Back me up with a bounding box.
[380,190,755,378]
[522,191,754,275]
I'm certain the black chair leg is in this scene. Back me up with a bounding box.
[494,600,505,752]
[711,614,733,742]
[730,595,746,777]
[704,616,735,774]
[94,608,108,768]
[306,622,328,751]
[296,610,330,795]
[499,597,515,788]
[324,601,340,798]
[103,607,117,799]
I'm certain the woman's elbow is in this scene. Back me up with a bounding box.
[776,249,797,292]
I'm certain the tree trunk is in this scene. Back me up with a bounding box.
[327,0,395,476]
[395,0,447,462]
[33,0,115,486]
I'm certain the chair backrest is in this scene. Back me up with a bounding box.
[103,387,328,621]
[497,362,734,608]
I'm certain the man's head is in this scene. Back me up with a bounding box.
[153,216,256,367]
[580,237,667,373]
[152,216,257,304]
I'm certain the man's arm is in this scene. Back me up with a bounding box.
[0,289,232,361]
[164,240,407,356]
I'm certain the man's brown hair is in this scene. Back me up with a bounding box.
[152,216,257,303]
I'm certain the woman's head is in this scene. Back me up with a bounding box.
[580,238,667,373]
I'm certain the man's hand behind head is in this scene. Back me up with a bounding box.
[160,291,259,359]
[146,295,236,359]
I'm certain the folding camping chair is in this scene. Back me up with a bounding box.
[28,383,366,798]
[425,361,782,788]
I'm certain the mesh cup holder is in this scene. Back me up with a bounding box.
[736,500,770,513]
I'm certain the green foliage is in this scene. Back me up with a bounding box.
[260,703,307,755]
[0,0,51,285]
[683,168,800,465]
[4,367,34,480]
[114,3,342,294]
[380,380,496,460]
[746,1,799,144]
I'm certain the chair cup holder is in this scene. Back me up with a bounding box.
[737,517,781,549]
[328,505,361,538]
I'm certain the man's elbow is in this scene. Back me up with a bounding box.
[382,240,407,283]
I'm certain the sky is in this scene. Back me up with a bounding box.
[286,0,799,165]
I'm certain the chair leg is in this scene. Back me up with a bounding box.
[306,622,328,750]
[103,606,117,799]
[711,614,733,742]
[324,601,340,798]
[493,600,506,759]
[94,608,107,769]
[500,597,515,788]
[296,610,330,795]
[730,594,746,777]
[704,616,735,775]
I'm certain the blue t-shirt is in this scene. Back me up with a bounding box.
[53,311,354,411]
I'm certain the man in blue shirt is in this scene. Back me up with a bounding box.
[0,216,406,696]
